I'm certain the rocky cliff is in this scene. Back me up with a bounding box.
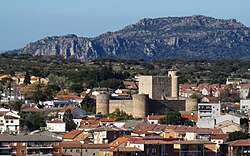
[12,15,250,60]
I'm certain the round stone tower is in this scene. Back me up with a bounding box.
[185,98,198,111]
[168,70,179,98]
[96,94,110,115]
[132,94,148,118]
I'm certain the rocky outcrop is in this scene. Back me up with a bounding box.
[13,15,250,60]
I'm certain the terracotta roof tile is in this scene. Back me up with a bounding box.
[100,118,117,122]
[109,137,129,147]
[59,106,77,113]
[63,130,83,139]
[226,140,250,146]
[211,134,228,140]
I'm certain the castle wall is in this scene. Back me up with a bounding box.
[139,76,153,98]
[109,100,133,115]
[132,94,148,118]
[185,98,198,111]
[152,76,171,100]
[139,76,172,100]
[96,94,109,114]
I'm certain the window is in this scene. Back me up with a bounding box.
[76,149,80,153]
[54,149,59,153]
[93,153,95,155]
[12,149,17,153]
[6,120,9,123]
[11,120,13,123]
[54,142,59,146]
[85,149,88,152]
[21,150,26,154]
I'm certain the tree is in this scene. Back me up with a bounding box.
[69,83,83,94]
[159,112,185,125]
[105,108,134,121]
[63,109,77,131]
[80,96,96,114]
[228,131,249,141]
[24,70,31,85]
[12,100,23,112]
[21,112,46,131]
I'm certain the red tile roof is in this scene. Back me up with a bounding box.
[100,118,117,122]
[211,134,228,140]
[59,106,77,113]
[226,139,250,146]
[109,137,130,147]
[180,112,198,122]
[63,130,83,139]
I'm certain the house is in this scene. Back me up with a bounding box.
[240,99,250,113]
[239,85,250,99]
[100,118,117,126]
[215,120,242,133]
[201,96,220,103]
[0,134,62,156]
[47,119,66,132]
[115,89,131,94]
[126,139,170,156]
[221,139,250,156]
[197,103,221,128]
[58,106,78,120]
[91,125,131,144]
[62,141,110,156]
[210,134,228,150]
[123,81,138,90]
[170,140,217,156]
[226,78,241,85]
[180,111,198,123]
[144,115,166,124]
[63,130,90,143]
[0,108,20,134]
[109,136,130,148]
[160,125,222,141]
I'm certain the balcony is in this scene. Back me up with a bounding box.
[27,144,53,149]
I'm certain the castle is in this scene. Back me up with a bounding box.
[96,71,197,118]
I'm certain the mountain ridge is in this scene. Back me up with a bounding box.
[8,15,250,61]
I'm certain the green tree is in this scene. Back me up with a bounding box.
[228,131,249,141]
[63,109,77,131]
[24,70,31,85]
[159,112,185,125]
[80,96,95,114]
[12,100,23,112]
[69,83,83,94]
[21,112,46,131]
[105,108,133,121]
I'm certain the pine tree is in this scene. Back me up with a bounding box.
[24,70,31,85]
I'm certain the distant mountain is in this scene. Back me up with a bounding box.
[9,15,250,60]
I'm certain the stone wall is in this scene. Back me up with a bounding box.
[109,100,133,115]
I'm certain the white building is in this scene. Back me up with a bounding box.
[47,119,66,132]
[0,108,20,134]
[197,103,221,128]
[239,88,250,99]
[240,100,250,113]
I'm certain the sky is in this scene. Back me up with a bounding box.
[0,0,250,51]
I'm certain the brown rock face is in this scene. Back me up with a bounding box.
[15,15,250,61]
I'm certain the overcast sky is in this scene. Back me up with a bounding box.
[0,0,249,51]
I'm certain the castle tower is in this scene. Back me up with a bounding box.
[96,94,110,115]
[168,70,179,98]
[132,94,148,118]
